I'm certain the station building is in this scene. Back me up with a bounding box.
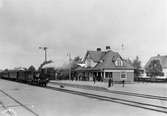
[74,46,134,83]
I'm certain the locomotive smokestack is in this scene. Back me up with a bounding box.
[106,46,110,51]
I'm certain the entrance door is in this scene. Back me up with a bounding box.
[105,72,113,79]
[109,72,112,79]
[97,72,101,81]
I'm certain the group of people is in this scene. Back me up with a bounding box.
[92,76,125,88]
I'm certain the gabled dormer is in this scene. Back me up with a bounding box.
[115,57,123,66]
[83,48,106,68]
[85,54,97,68]
[114,57,128,67]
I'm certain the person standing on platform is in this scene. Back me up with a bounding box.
[111,78,113,86]
[93,76,96,84]
[108,78,111,87]
[122,80,125,87]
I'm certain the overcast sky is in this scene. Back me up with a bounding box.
[0,0,167,69]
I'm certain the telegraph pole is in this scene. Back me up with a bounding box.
[67,52,72,80]
[39,46,48,62]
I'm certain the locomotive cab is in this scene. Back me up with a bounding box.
[38,69,49,87]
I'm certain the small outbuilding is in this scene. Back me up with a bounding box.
[145,55,167,79]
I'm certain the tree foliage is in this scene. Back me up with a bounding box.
[125,58,133,66]
[38,60,53,71]
[130,56,142,80]
[145,60,164,77]
[70,56,82,70]
[55,68,69,80]
[55,56,82,80]
[132,56,141,70]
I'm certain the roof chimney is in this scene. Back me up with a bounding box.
[97,48,101,51]
[106,46,110,51]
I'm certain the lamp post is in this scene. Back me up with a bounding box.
[39,46,48,62]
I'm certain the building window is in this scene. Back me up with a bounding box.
[115,58,123,66]
[105,72,112,78]
[120,72,127,79]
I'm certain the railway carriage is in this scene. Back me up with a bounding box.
[9,70,18,80]
[0,69,49,87]
[17,70,27,82]
[1,70,9,79]
[26,71,35,84]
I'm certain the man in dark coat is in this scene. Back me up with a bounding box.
[93,76,96,84]
[108,78,111,87]
[122,80,125,87]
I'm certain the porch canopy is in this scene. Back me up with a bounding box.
[75,67,101,72]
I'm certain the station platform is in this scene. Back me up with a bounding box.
[49,80,167,97]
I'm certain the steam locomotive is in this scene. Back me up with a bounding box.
[0,69,49,87]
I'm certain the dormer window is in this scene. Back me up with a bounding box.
[115,58,123,66]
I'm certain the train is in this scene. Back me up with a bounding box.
[0,69,49,87]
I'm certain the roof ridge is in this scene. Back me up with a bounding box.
[88,50,106,52]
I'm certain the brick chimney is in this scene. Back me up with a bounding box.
[106,46,110,51]
[97,48,101,51]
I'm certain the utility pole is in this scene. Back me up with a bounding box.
[39,46,48,62]
[67,52,72,80]
[121,43,126,59]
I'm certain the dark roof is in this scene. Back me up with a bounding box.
[83,51,106,63]
[94,51,133,70]
[82,50,133,70]
[145,55,167,69]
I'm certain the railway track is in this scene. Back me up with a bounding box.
[50,82,167,101]
[47,86,167,114]
[0,89,39,116]
[104,89,167,101]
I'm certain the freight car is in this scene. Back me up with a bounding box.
[1,70,9,79]
[1,69,49,87]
